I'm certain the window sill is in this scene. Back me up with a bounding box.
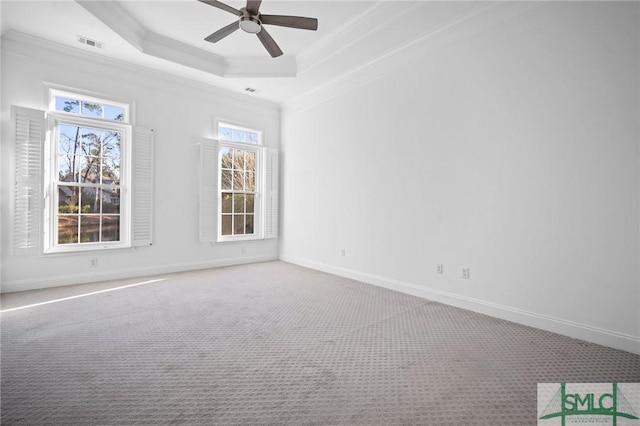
[44,242,131,255]
[216,235,263,243]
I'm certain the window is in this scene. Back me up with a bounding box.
[47,91,131,251]
[53,92,127,121]
[11,89,153,255]
[199,121,277,243]
[217,121,261,145]
[52,119,127,247]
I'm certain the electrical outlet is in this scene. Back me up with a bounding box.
[436,264,443,274]
[462,267,470,279]
[340,248,346,257]
[90,258,98,268]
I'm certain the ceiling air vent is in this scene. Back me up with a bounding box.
[77,35,104,49]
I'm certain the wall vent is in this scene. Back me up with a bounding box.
[77,35,104,49]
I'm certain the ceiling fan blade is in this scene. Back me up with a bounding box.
[245,0,262,15]
[256,27,283,58]
[260,14,318,31]
[198,0,241,16]
[204,21,240,43]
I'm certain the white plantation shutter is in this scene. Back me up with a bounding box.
[264,148,279,239]
[132,127,154,246]
[199,138,218,243]
[12,106,45,254]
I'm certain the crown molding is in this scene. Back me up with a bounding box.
[1,30,281,113]
[283,1,550,116]
[296,1,392,74]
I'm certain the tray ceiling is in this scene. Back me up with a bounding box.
[1,1,540,106]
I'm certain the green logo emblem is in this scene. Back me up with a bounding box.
[539,383,639,426]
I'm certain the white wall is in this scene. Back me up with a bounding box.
[1,34,280,292]
[280,2,640,353]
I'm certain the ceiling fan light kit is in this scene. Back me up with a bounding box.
[239,16,262,34]
[199,0,318,57]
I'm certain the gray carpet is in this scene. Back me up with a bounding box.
[1,261,639,425]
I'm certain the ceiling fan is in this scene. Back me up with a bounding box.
[198,0,318,58]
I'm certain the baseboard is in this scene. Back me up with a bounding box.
[280,255,640,355]
[1,254,277,293]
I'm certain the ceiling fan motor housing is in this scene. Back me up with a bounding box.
[239,10,262,34]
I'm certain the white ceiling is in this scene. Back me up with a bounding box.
[1,1,505,105]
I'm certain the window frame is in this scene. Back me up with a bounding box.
[215,120,264,242]
[44,101,132,254]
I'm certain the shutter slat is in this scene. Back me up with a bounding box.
[132,127,154,246]
[12,106,45,254]
[199,138,218,243]
[264,149,278,239]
